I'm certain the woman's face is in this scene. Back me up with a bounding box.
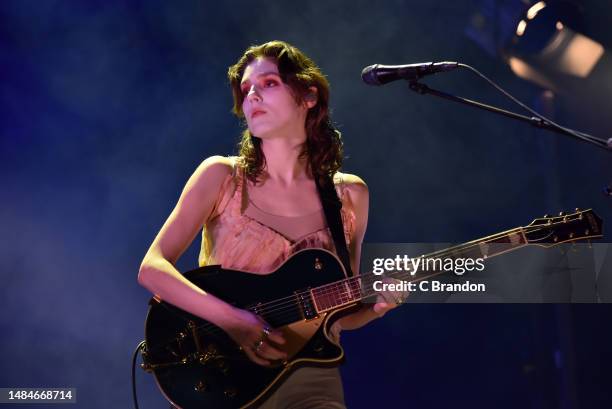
[240,57,311,140]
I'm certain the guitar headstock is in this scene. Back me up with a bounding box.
[524,208,603,247]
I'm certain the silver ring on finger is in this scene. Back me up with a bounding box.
[262,326,271,337]
[254,339,264,351]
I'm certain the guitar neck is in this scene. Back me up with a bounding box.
[243,209,600,320]
[309,226,529,312]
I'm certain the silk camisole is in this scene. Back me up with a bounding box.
[198,159,356,274]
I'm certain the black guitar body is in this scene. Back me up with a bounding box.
[142,209,604,408]
[143,248,359,409]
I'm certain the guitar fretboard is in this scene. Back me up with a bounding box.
[311,227,528,313]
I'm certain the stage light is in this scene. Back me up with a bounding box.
[507,56,557,91]
[466,0,612,158]
[516,20,527,36]
[526,2,546,20]
[502,1,607,84]
[467,0,609,91]
[554,31,604,78]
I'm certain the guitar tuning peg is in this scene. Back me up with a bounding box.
[575,207,581,212]
[559,211,565,216]
[544,214,550,218]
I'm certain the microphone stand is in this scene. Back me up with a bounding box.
[407,80,612,197]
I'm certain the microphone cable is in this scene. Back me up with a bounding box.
[455,63,611,151]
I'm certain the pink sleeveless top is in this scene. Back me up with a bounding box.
[198,159,356,274]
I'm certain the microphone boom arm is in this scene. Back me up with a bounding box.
[407,80,612,152]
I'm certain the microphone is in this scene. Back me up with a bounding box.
[361,61,459,85]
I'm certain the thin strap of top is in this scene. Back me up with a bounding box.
[207,157,239,222]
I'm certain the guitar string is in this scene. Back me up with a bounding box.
[228,225,531,314]
[257,221,584,322]
[149,221,579,354]
[266,215,584,311]
[147,255,509,356]
[155,226,531,345]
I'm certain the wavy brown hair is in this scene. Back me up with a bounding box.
[227,40,343,184]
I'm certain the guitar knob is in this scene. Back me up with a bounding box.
[199,354,214,365]
[544,214,550,218]
[194,380,207,392]
[217,359,230,375]
[575,207,581,212]
[558,211,565,216]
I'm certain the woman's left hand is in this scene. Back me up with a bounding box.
[371,301,397,317]
[335,277,408,332]
[371,276,408,317]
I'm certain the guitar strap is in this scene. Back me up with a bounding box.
[315,174,354,277]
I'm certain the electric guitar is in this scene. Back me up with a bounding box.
[141,209,603,408]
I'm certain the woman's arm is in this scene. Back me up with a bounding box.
[138,156,286,365]
[138,156,238,327]
[335,173,398,332]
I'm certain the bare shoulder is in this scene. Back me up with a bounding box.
[334,172,368,194]
[188,155,236,191]
[194,155,235,178]
[334,172,369,243]
[334,171,369,202]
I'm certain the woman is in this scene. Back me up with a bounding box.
[138,40,397,408]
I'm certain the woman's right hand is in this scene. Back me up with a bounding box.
[221,307,287,366]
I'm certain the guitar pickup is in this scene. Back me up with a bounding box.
[295,289,318,320]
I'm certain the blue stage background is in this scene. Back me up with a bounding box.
[1,1,611,408]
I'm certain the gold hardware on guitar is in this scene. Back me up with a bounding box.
[194,380,207,392]
[188,321,205,355]
[216,359,230,375]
